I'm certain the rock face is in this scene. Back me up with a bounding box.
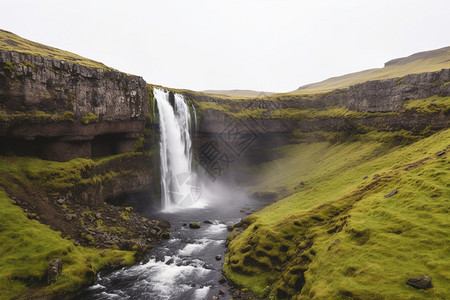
[187,68,450,136]
[183,69,450,181]
[0,50,149,161]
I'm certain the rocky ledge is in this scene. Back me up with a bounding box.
[0,50,149,161]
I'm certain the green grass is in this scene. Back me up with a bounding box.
[224,129,450,299]
[0,189,135,299]
[0,152,152,298]
[80,112,99,125]
[403,95,450,114]
[0,152,149,193]
[194,99,399,122]
[0,110,75,123]
[0,29,111,70]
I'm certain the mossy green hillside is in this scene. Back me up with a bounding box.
[194,95,448,122]
[291,47,450,94]
[0,29,111,70]
[224,129,450,299]
[0,152,149,193]
[0,189,134,299]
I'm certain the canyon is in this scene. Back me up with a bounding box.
[0,29,449,299]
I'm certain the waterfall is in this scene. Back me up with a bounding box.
[154,88,199,210]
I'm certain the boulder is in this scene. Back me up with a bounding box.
[406,276,432,289]
[158,219,171,229]
[47,258,63,284]
[189,222,201,229]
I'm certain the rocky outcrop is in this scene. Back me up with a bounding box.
[343,69,450,112]
[186,69,450,136]
[0,50,149,161]
[67,153,153,206]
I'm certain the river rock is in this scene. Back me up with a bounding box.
[215,255,222,261]
[160,232,170,239]
[406,276,432,289]
[47,258,63,284]
[159,219,171,229]
[203,220,213,224]
[189,222,201,229]
[65,214,74,221]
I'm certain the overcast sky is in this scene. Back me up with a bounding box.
[1,0,449,92]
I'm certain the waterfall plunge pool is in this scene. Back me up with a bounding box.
[77,195,270,300]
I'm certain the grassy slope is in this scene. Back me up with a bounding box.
[0,154,147,299]
[290,46,450,94]
[0,188,134,299]
[224,129,450,299]
[0,29,110,70]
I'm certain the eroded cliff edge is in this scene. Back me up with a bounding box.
[0,49,149,161]
[187,68,449,135]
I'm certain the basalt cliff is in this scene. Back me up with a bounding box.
[0,50,149,161]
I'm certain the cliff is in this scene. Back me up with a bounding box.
[0,33,159,299]
[0,50,149,161]
[186,68,450,135]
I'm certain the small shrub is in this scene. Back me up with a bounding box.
[2,61,15,72]
[81,112,99,125]
[60,111,74,122]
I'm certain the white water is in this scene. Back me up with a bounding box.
[154,88,198,210]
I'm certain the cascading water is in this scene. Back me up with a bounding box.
[80,89,272,300]
[154,88,199,210]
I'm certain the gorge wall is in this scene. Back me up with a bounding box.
[0,50,149,161]
[183,68,449,140]
[175,69,450,182]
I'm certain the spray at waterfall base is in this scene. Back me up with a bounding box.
[154,87,267,210]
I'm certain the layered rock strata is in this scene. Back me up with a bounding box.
[0,50,149,161]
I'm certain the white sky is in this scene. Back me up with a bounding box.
[1,0,449,92]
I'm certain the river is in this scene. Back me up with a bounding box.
[76,193,268,300]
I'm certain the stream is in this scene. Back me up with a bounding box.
[77,195,268,300]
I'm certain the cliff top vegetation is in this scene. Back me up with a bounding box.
[0,29,111,70]
[290,46,450,94]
